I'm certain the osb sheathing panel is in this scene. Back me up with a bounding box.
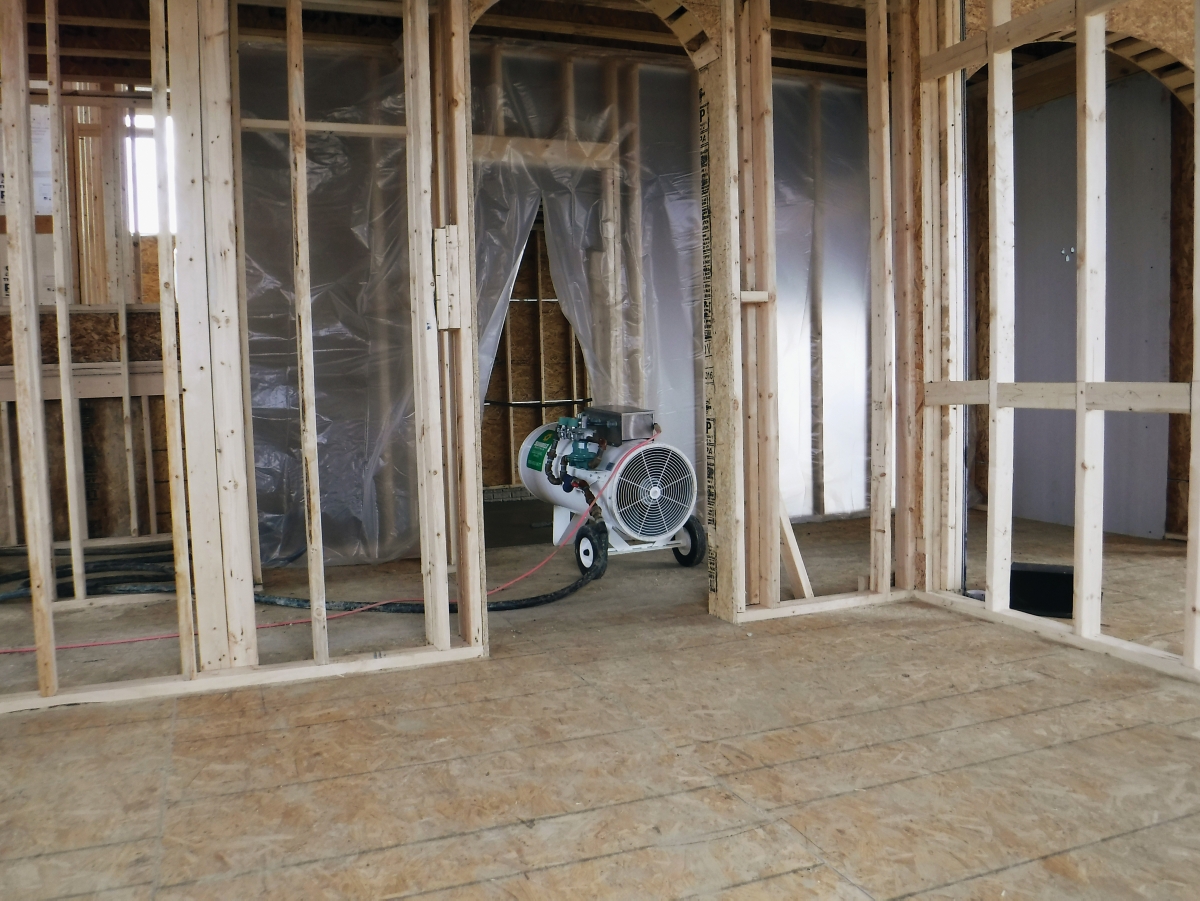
[965,0,1194,69]
[140,236,161,305]
[0,312,162,365]
[127,312,163,362]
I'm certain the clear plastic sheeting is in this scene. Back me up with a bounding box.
[239,41,414,565]
[773,75,871,520]
[470,41,704,467]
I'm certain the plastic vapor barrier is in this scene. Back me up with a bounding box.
[471,41,704,471]
[773,75,871,520]
[239,42,415,565]
[237,38,870,566]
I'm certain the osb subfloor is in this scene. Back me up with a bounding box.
[4,535,1200,898]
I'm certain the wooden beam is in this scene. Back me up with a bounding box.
[918,0,942,592]
[700,0,747,621]
[152,0,197,678]
[772,18,866,42]
[985,0,1016,614]
[0,362,167,402]
[476,13,677,47]
[27,47,152,61]
[1185,0,1200,672]
[992,0,1075,54]
[0,403,17,545]
[921,32,986,81]
[771,45,868,69]
[737,590,898,622]
[891,0,920,591]
[229,6,263,585]
[924,380,1189,412]
[737,0,780,609]
[167,0,235,669]
[736,0,761,609]
[779,508,814,599]
[942,0,966,593]
[866,0,894,597]
[0,644,485,715]
[286,0,330,665]
[753,0,781,610]
[472,134,616,167]
[26,14,151,28]
[198,0,259,665]
[404,0,452,650]
[918,589,1200,685]
[238,0,405,15]
[1073,4,1106,640]
[441,0,486,648]
[45,0,89,604]
[0,0,59,696]
[240,118,407,138]
[105,102,141,539]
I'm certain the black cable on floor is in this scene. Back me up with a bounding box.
[0,546,600,611]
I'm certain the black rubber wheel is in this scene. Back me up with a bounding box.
[672,514,707,567]
[574,522,609,579]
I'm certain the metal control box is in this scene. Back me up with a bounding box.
[580,406,655,446]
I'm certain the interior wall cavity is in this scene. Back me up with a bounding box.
[470,41,704,468]
[773,74,871,520]
[239,42,415,566]
[1012,72,1171,539]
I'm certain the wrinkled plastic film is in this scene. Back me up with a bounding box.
[240,42,416,566]
[773,75,871,519]
[471,43,704,467]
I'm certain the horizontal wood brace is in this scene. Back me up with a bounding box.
[923,380,1191,413]
[0,362,166,403]
[740,290,769,304]
[0,644,486,714]
[235,0,404,16]
[472,134,617,167]
[920,0,1085,83]
[772,19,866,42]
[773,46,868,69]
[916,590,1199,683]
[24,14,151,29]
[241,118,406,138]
[736,590,899,622]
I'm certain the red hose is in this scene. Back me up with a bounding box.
[0,434,659,656]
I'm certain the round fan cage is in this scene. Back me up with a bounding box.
[609,444,697,541]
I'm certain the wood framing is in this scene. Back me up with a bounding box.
[45,0,89,605]
[985,0,1016,614]
[698,0,747,621]
[735,0,781,610]
[1,0,59,696]
[916,0,1200,682]
[892,0,922,592]
[724,0,897,623]
[436,0,487,648]
[286,0,331,664]
[1073,3,1107,640]
[865,0,894,598]
[151,0,198,678]
[405,0,453,651]
[1187,0,1200,672]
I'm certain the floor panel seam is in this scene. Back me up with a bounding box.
[165,722,665,804]
[887,807,1200,900]
[154,784,745,893]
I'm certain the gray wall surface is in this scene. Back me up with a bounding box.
[1010,73,1171,538]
